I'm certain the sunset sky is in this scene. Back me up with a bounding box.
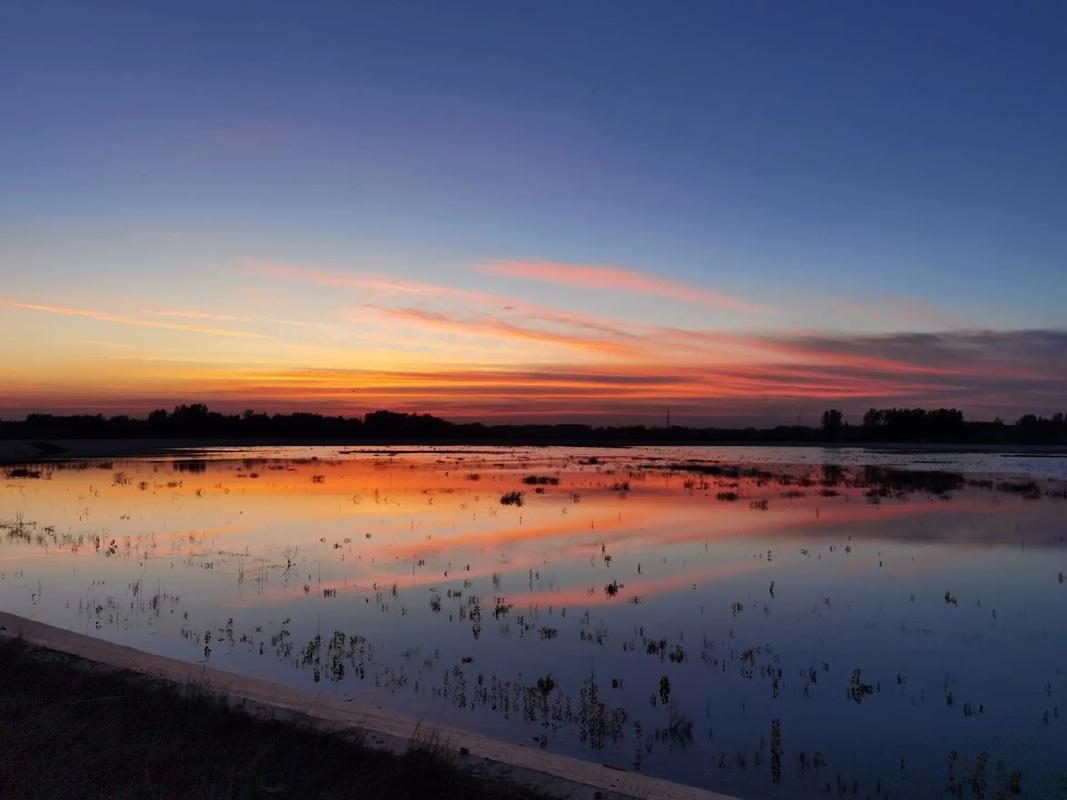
[2,2,1065,424]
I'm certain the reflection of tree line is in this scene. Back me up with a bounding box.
[5,403,1067,444]
[847,466,965,497]
[664,461,1053,500]
[848,466,1044,500]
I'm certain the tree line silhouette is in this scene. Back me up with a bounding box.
[2,404,1066,445]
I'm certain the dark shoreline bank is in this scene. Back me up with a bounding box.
[0,635,560,800]
[5,405,1067,452]
[0,611,732,800]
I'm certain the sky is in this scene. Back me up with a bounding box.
[2,1,1066,425]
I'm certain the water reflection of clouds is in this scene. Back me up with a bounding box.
[2,447,1066,800]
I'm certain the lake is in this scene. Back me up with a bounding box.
[2,446,1065,798]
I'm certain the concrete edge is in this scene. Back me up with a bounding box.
[0,611,738,800]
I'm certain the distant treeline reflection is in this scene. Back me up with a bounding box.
[2,404,1066,445]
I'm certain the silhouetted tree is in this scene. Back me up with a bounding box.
[820,409,844,440]
[1,404,1064,445]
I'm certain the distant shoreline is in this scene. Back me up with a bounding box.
[5,405,1066,451]
[3,436,1067,465]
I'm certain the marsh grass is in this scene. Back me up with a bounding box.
[0,638,551,800]
[500,490,524,506]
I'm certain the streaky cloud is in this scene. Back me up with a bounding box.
[366,307,641,356]
[481,259,776,314]
[3,301,268,340]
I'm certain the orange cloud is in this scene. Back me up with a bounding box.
[237,258,501,306]
[4,301,267,340]
[481,260,775,314]
[140,309,241,321]
[5,259,1063,423]
[368,307,640,356]
[139,307,343,336]
[238,258,652,339]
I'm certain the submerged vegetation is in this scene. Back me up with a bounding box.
[499,490,524,506]
[0,638,551,800]
[1,446,1064,799]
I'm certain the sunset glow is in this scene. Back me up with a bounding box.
[2,3,1065,424]
[5,7,1067,800]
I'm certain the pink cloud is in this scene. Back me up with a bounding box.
[366,307,640,356]
[237,258,501,306]
[481,259,775,314]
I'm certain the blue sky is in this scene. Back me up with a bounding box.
[2,1,1065,421]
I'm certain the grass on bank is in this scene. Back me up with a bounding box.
[0,638,552,799]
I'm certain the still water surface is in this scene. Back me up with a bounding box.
[2,446,1065,798]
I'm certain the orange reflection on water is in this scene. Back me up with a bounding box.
[5,449,1058,615]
